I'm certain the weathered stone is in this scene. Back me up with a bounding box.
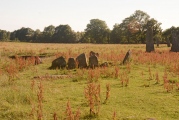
[146,26,154,52]
[49,56,66,69]
[122,50,131,64]
[67,58,76,69]
[171,31,179,52]
[89,55,98,69]
[76,53,87,68]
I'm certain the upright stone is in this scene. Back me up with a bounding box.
[67,58,76,69]
[171,31,179,52]
[89,55,98,69]
[76,53,87,68]
[146,26,154,52]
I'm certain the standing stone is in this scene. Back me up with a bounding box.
[171,31,179,52]
[89,55,98,69]
[122,49,131,64]
[67,58,76,69]
[49,56,66,69]
[76,53,87,68]
[146,26,154,52]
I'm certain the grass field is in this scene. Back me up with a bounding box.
[0,42,179,120]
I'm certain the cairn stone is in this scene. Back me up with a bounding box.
[171,31,179,52]
[67,58,76,69]
[76,53,87,68]
[146,26,154,52]
[89,55,98,69]
[49,56,66,69]
[122,50,131,64]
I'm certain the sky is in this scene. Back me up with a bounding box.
[0,0,179,32]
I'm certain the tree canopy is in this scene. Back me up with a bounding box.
[81,19,110,43]
[1,10,176,44]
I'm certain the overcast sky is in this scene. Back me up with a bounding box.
[0,0,178,32]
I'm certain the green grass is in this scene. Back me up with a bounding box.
[0,43,179,120]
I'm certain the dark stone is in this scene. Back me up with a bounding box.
[171,31,179,52]
[146,26,154,52]
[89,55,98,69]
[76,53,87,68]
[49,56,66,69]
[122,50,131,64]
[67,58,76,69]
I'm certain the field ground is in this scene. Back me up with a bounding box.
[0,42,179,120]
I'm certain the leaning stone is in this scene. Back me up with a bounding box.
[76,53,87,68]
[49,56,66,69]
[122,50,131,64]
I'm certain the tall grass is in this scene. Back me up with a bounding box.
[0,43,179,119]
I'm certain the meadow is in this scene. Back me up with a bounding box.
[0,42,179,120]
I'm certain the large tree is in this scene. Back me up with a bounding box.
[0,30,10,41]
[110,10,162,44]
[162,26,177,43]
[110,24,123,43]
[42,25,55,42]
[32,29,42,43]
[10,27,34,42]
[120,10,150,43]
[83,19,110,43]
[52,25,76,43]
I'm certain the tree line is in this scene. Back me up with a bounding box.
[0,10,178,44]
